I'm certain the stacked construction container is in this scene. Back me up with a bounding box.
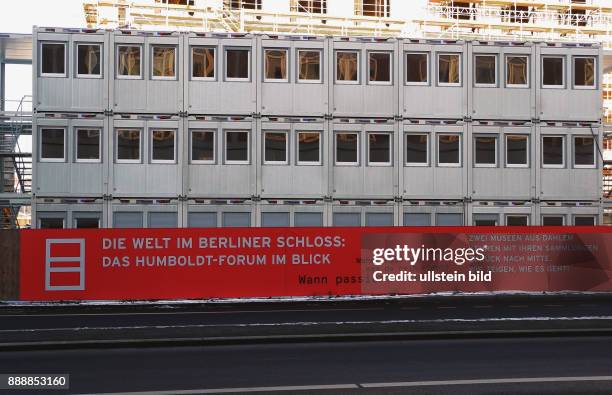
[32,27,603,228]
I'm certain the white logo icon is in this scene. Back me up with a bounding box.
[45,239,86,291]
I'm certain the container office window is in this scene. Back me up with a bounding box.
[474,136,497,167]
[151,130,176,163]
[574,215,596,226]
[295,212,323,227]
[40,42,66,77]
[474,55,496,86]
[506,55,528,87]
[573,57,596,88]
[437,134,461,166]
[40,128,65,162]
[574,136,595,168]
[297,132,321,165]
[542,215,564,226]
[225,48,250,81]
[222,212,251,227]
[405,53,428,85]
[152,46,176,79]
[473,214,498,226]
[116,129,141,163]
[365,213,393,226]
[506,135,528,167]
[298,50,321,82]
[225,131,249,164]
[336,51,359,83]
[264,49,288,82]
[436,213,463,226]
[117,45,142,78]
[333,212,360,227]
[76,43,101,77]
[404,213,430,226]
[192,47,215,80]
[149,212,178,228]
[335,133,359,165]
[368,133,391,166]
[262,212,290,227]
[188,212,217,228]
[264,131,288,164]
[74,215,101,229]
[542,57,564,87]
[542,136,565,168]
[114,212,143,228]
[368,52,391,84]
[405,134,428,166]
[191,130,215,163]
[76,129,101,162]
[506,215,529,226]
[438,54,461,86]
[38,215,65,229]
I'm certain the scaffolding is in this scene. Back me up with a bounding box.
[0,95,32,229]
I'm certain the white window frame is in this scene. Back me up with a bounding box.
[38,217,65,229]
[116,44,142,80]
[39,127,66,163]
[541,215,565,226]
[367,132,392,166]
[40,42,67,78]
[505,54,529,88]
[74,216,101,229]
[75,128,102,163]
[436,133,462,167]
[263,48,289,83]
[405,52,429,86]
[335,132,360,166]
[541,135,565,169]
[263,130,289,165]
[115,128,142,164]
[405,133,429,167]
[367,51,392,85]
[504,134,529,168]
[297,49,322,84]
[473,134,498,168]
[190,129,216,164]
[224,47,251,82]
[541,56,565,89]
[150,129,177,164]
[224,130,250,164]
[573,56,597,90]
[474,54,497,88]
[505,214,530,226]
[296,131,322,166]
[573,135,596,169]
[76,43,103,79]
[335,50,360,85]
[573,215,597,226]
[191,46,216,81]
[437,53,461,87]
[151,45,177,81]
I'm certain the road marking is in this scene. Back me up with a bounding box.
[361,375,612,388]
[74,376,612,394]
[0,308,383,318]
[74,384,359,394]
[3,315,612,333]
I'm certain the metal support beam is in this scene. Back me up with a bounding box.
[0,61,5,112]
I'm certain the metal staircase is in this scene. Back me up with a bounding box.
[0,95,32,229]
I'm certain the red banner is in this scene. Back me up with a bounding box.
[19,227,612,301]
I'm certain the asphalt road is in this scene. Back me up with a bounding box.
[1,297,611,332]
[2,336,612,394]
